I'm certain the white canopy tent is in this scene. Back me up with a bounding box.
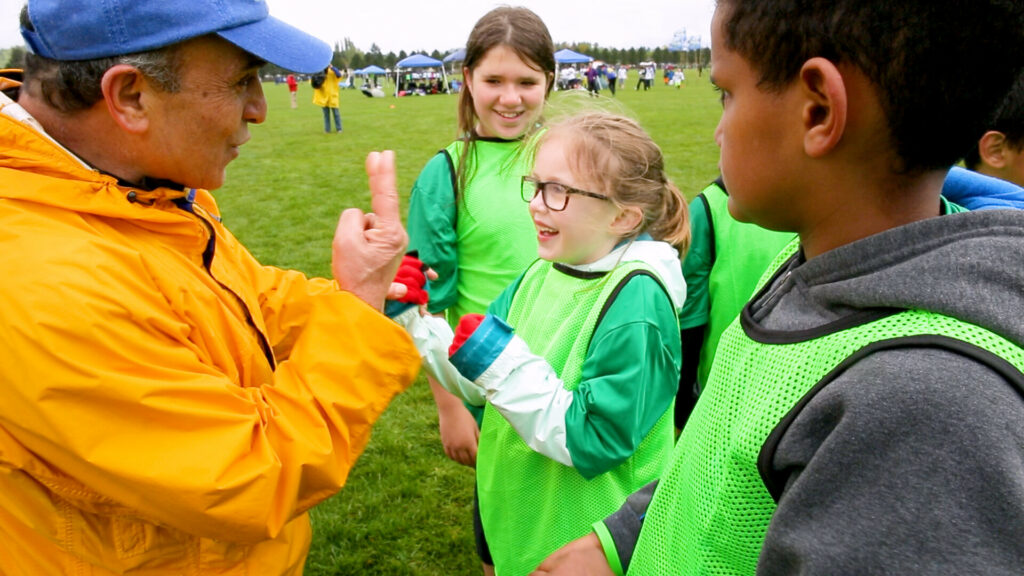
[553,48,593,91]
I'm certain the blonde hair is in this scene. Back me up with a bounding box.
[538,111,690,253]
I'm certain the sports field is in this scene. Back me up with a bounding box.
[216,73,722,575]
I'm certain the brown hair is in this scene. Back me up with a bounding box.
[539,111,690,253]
[455,6,555,194]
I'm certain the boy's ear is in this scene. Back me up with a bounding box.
[978,131,1009,169]
[798,57,847,158]
[100,64,151,135]
[611,205,644,237]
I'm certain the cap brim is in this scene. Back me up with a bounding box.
[217,15,331,74]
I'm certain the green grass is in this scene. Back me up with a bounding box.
[216,75,721,575]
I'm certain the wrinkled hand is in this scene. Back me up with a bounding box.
[333,151,408,311]
[449,313,486,356]
[531,533,612,576]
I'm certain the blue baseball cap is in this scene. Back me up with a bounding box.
[20,0,331,73]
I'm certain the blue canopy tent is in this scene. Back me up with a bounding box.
[553,48,593,91]
[352,65,388,96]
[394,54,449,96]
[442,48,466,63]
[554,48,593,64]
[443,48,466,76]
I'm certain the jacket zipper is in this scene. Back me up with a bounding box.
[173,193,277,371]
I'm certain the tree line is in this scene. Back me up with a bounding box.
[265,38,711,76]
[2,39,711,75]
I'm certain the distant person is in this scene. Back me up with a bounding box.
[559,66,576,90]
[1,0,420,572]
[673,67,685,87]
[605,65,617,96]
[312,64,343,133]
[397,111,689,576]
[405,7,556,576]
[535,0,1024,573]
[287,72,298,108]
[618,65,627,88]
[585,63,600,97]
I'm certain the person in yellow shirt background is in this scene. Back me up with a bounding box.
[313,64,344,133]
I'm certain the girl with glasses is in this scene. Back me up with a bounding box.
[394,111,690,575]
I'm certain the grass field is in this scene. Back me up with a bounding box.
[216,74,722,575]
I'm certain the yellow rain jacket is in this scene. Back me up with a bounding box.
[0,86,420,574]
[312,66,342,108]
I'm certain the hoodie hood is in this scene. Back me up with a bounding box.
[748,209,1024,348]
[559,237,687,313]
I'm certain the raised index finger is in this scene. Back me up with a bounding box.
[365,150,400,223]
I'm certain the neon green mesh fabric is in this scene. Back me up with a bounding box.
[446,139,539,328]
[628,245,1024,575]
[477,260,674,576]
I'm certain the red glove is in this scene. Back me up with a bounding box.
[449,313,486,356]
[392,254,429,305]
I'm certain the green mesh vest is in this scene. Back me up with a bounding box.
[478,259,676,576]
[445,139,538,329]
[628,239,1024,575]
[695,191,964,389]
[697,183,794,388]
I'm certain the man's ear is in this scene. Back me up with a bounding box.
[100,64,150,134]
[611,205,643,237]
[978,131,1009,169]
[798,57,847,158]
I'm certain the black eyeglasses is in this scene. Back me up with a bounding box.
[521,176,612,211]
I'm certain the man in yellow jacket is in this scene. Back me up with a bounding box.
[0,1,419,574]
[313,65,344,133]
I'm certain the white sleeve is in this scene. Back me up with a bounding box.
[392,308,485,406]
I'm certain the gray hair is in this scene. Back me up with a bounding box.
[20,5,181,113]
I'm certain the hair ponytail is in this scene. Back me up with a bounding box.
[648,178,690,254]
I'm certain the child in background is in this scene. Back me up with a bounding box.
[964,72,1024,188]
[286,73,298,108]
[945,72,1024,211]
[395,111,689,576]
[405,6,555,574]
[536,0,1024,574]
[673,178,794,428]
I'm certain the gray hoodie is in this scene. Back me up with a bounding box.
[606,209,1024,575]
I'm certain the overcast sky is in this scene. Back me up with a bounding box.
[0,0,715,54]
